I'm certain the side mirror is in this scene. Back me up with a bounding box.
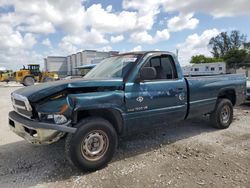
[138,67,157,81]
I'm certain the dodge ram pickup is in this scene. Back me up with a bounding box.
[8,51,246,171]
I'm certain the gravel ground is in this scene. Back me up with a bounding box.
[0,86,249,188]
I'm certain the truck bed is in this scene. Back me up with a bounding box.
[185,74,246,119]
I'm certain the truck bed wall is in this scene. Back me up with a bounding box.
[185,74,246,119]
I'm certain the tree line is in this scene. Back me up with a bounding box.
[190,30,250,68]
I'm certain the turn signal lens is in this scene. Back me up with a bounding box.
[60,104,68,114]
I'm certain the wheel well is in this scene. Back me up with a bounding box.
[76,109,124,135]
[218,89,236,106]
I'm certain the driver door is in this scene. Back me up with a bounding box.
[124,55,187,133]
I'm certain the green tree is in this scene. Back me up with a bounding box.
[208,30,247,58]
[243,42,250,51]
[223,49,250,68]
[190,55,223,64]
[190,55,208,64]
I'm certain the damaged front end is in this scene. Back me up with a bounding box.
[9,78,125,144]
[9,111,75,145]
[9,92,75,145]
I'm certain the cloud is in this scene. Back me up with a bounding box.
[0,24,36,49]
[84,3,158,34]
[58,41,78,55]
[110,35,124,43]
[0,48,43,70]
[23,33,37,48]
[130,29,170,44]
[162,0,250,18]
[96,45,113,52]
[131,45,142,51]
[42,38,52,47]
[106,5,112,12]
[123,0,250,18]
[17,21,55,34]
[62,29,108,45]
[122,0,160,31]
[58,29,109,54]
[0,0,86,34]
[176,28,220,65]
[0,0,249,70]
[85,4,137,33]
[167,13,199,32]
[0,23,38,70]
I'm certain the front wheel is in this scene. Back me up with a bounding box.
[210,98,233,129]
[65,117,117,171]
[23,76,35,86]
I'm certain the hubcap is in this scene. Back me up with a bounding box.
[221,105,230,124]
[80,130,109,161]
[26,77,34,85]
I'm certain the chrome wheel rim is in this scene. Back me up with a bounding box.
[221,105,230,124]
[80,130,109,161]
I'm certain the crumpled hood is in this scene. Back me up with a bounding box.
[13,78,124,102]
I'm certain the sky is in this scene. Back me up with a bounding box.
[0,0,250,70]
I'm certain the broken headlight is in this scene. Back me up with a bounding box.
[53,114,67,124]
[39,114,68,125]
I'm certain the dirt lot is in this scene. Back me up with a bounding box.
[0,85,249,188]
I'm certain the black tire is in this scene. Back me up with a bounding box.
[210,98,233,129]
[23,76,35,86]
[65,117,117,172]
[43,77,53,82]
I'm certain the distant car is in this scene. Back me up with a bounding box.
[61,64,97,80]
[247,80,250,100]
[76,64,97,76]
[61,76,83,80]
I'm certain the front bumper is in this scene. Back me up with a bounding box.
[247,92,250,100]
[9,111,76,145]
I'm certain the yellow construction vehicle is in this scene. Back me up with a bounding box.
[0,72,7,82]
[15,64,59,86]
[0,70,13,82]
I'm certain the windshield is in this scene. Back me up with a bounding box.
[85,54,140,79]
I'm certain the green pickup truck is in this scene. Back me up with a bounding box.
[9,51,246,171]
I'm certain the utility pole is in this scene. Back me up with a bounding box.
[176,49,179,59]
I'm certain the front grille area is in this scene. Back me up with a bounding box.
[11,93,33,119]
[14,99,25,106]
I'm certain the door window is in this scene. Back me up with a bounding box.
[143,56,177,80]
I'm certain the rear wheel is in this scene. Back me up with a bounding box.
[23,76,35,86]
[65,117,117,171]
[210,98,233,129]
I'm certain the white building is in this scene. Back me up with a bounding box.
[44,56,67,75]
[44,50,118,77]
[182,62,226,76]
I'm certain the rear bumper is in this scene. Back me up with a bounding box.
[8,111,76,145]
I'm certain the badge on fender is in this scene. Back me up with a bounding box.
[136,96,144,103]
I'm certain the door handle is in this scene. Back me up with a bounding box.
[176,88,184,91]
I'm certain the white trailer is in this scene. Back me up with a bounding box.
[182,62,226,76]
